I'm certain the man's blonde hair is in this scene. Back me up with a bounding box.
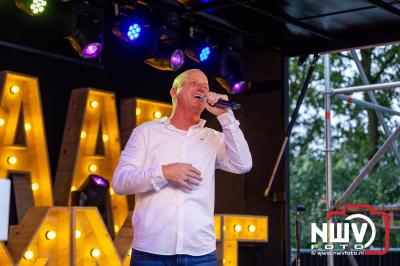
[172,69,204,89]
[171,69,203,104]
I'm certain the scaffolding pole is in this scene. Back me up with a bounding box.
[346,204,400,213]
[324,54,334,266]
[335,94,400,116]
[350,50,400,166]
[331,81,400,95]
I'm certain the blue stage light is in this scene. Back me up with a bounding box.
[199,46,211,62]
[185,44,212,63]
[126,23,141,41]
[113,18,144,43]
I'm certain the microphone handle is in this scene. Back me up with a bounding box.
[215,100,241,110]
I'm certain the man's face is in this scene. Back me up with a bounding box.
[175,70,209,113]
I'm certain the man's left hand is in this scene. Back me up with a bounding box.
[204,92,228,116]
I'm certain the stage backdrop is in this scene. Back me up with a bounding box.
[0,44,288,266]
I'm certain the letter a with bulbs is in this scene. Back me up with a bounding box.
[0,71,53,206]
[53,88,129,232]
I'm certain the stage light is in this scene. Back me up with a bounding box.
[10,85,20,94]
[136,108,142,115]
[83,43,102,59]
[216,47,248,94]
[145,56,178,71]
[7,156,17,165]
[112,4,153,44]
[102,134,109,142]
[144,29,184,71]
[230,81,247,94]
[31,183,39,191]
[24,123,32,131]
[71,174,109,209]
[113,18,143,43]
[80,131,87,139]
[170,49,185,71]
[71,186,77,191]
[16,0,47,16]
[45,230,56,240]
[185,44,212,63]
[110,188,115,195]
[200,46,211,61]
[248,224,256,232]
[90,248,101,258]
[233,224,242,232]
[91,174,108,188]
[0,118,5,126]
[70,175,110,235]
[128,24,141,40]
[88,164,97,173]
[75,230,81,239]
[90,100,99,109]
[153,111,162,119]
[66,2,104,59]
[67,30,103,59]
[23,250,34,260]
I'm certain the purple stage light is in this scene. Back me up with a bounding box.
[170,49,185,71]
[231,81,246,94]
[81,43,103,59]
[91,175,108,187]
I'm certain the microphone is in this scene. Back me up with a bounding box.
[199,95,241,110]
[295,204,306,266]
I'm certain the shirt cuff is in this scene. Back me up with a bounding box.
[217,109,239,127]
[150,165,168,191]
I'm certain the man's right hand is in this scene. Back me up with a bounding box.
[162,163,202,191]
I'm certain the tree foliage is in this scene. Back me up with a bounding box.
[289,45,400,249]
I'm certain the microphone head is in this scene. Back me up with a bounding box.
[297,204,306,212]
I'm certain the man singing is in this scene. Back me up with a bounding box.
[112,69,252,265]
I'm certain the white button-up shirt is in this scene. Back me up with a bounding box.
[112,110,252,256]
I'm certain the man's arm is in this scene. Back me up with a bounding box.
[112,126,168,195]
[215,110,253,174]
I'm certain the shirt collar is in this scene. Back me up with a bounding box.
[160,116,206,130]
